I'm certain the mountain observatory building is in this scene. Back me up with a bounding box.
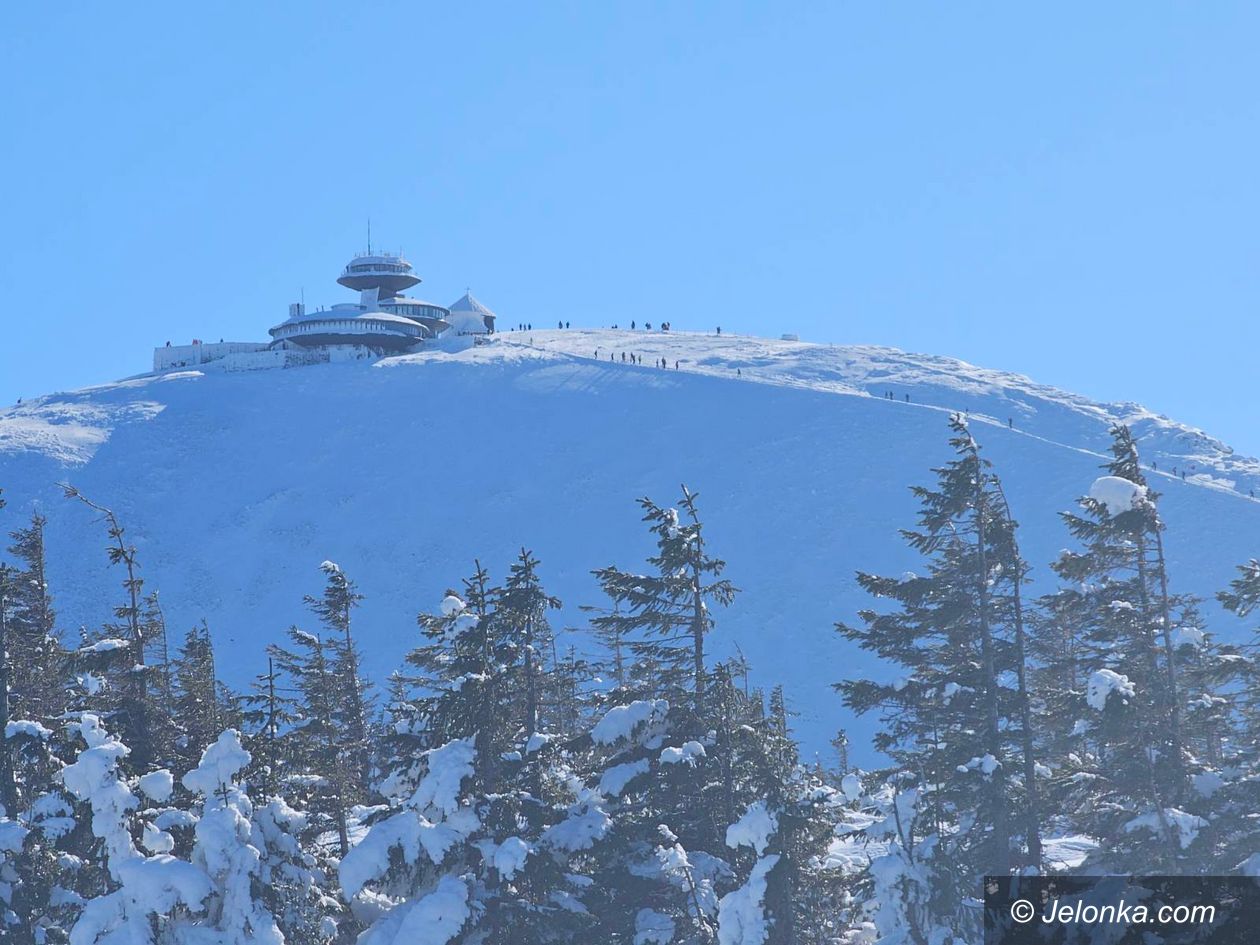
[154,250,497,373]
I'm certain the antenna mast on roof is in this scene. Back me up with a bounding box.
[367,218,372,254]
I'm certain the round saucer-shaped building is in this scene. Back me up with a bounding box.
[268,305,431,351]
[269,251,453,353]
[336,252,423,296]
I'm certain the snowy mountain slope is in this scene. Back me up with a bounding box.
[1,329,1257,761]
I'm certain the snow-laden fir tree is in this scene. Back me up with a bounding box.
[0,494,84,943]
[591,486,736,703]
[582,489,739,942]
[5,512,65,726]
[237,656,299,799]
[582,491,839,945]
[139,591,180,768]
[263,560,375,865]
[61,486,161,770]
[237,660,345,940]
[171,621,230,770]
[1206,559,1260,873]
[303,561,373,791]
[835,416,1042,940]
[266,625,358,859]
[346,553,595,945]
[61,714,212,944]
[252,790,343,944]
[180,729,285,944]
[1032,424,1204,870]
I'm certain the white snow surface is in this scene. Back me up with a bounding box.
[542,803,612,852]
[659,741,706,766]
[635,908,676,945]
[598,759,650,797]
[1123,808,1209,849]
[481,836,531,879]
[1089,475,1148,516]
[182,730,251,796]
[1087,669,1136,710]
[4,330,1260,759]
[592,700,669,746]
[726,801,778,856]
[1041,834,1100,871]
[357,875,470,945]
[7,719,52,740]
[840,773,862,802]
[717,854,780,945]
[410,737,477,817]
[137,769,174,803]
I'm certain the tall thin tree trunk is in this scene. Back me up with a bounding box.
[1152,529,1185,788]
[972,463,1011,872]
[0,575,17,814]
[524,611,538,737]
[995,482,1044,867]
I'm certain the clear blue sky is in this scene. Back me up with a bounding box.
[3,4,1258,454]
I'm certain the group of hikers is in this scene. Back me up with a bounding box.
[513,320,725,336]
[594,349,681,371]
[509,331,1252,500]
[603,320,678,332]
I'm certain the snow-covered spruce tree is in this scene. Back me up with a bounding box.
[252,789,343,944]
[591,486,737,702]
[266,625,359,859]
[0,563,19,820]
[351,555,593,944]
[1219,559,1260,619]
[171,621,230,768]
[6,512,67,725]
[1032,424,1204,870]
[1169,614,1240,872]
[181,729,285,944]
[61,486,163,772]
[0,506,79,938]
[575,652,834,945]
[707,671,845,945]
[580,489,736,941]
[303,561,374,791]
[260,561,374,866]
[340,734,479,945]
[238,656,300,799]
[833,770,948,945]
[0,499,86,941]
[582,490,845,944]
[1205,560,1260,873]
[757,686,849,945]
[575,691,711,944]
[236,657,345,941]
[61,714,212,944]
[495,549,562,742]
[0,720,80,944]
[835,416,1042,937]
[139,591,181,768]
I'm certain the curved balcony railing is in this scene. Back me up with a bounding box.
[270,316,429,342]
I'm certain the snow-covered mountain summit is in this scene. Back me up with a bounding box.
[1,329,1257,758]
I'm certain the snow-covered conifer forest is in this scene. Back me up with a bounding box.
[2,394,1259,943]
